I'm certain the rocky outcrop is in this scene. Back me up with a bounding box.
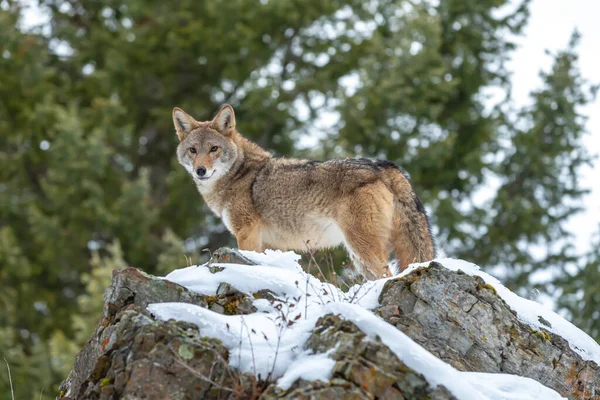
[67,311,257,399]
[377,263,600,399]
[59,249,600,400]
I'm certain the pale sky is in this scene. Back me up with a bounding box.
[510,0,600,253]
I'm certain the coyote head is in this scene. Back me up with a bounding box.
[172,104,239,188]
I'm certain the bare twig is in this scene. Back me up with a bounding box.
[174,341,240,388]
[172,351,236,393]
[266,313,285,382]
[304,271,309,320]
[300,243,328,306]
[202,247,213,263]
[240,317,257,377]
[351,282,375,305]
[265,294,300,383]
[347,279,367,304]
[304,244,340,303]
[329,253,352,291]
[238,322,244,376]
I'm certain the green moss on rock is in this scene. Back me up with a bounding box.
[477,283,498,296]
[100,377,112,388]
[532,329,551,342]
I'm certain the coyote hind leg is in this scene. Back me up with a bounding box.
[340,184,394,280]
[346,245,390,280]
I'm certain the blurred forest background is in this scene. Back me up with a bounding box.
[1,0,599,397]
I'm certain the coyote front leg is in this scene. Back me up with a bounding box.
[235,223,263,252]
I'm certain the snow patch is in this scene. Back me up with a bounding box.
[149,301,319,378]
[276,351,336,390]
[163,250,387,309]
[239,249,301,270]
[464,372,566,400]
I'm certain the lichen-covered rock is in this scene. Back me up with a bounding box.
[265,314,455,399]
[377,262,600,400]
[208,282,257,315]
[59,267,211,398]
[71,311,253,399]
[59,267,263,400]
[210,247,257,266]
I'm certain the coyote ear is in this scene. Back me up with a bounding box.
[172,107,197,141]
[211,104,236,134]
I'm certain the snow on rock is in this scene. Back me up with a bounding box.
[238,249,302,270]
[324,302,564,400]
[427,258,600,365]
[148,301,320,379]
[276,351,336,390]
[464,372,567,400]
[145,250,600,399]
[163,250,387,309]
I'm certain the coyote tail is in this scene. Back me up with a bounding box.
[380,164,436,270]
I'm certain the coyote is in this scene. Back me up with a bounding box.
[172,104,435,279]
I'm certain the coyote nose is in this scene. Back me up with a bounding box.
[196,167,207,177]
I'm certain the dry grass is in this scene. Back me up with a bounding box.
[3,358,15,400]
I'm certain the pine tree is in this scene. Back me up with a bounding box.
[1,3,66,396]
[455,32,596,292]
[557,227,600,340]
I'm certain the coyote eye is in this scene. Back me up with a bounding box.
[189,147,196,154]
[209,146,219,153]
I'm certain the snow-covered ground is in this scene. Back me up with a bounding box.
[148,250,600,399]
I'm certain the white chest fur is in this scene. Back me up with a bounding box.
[221,208,234,233]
